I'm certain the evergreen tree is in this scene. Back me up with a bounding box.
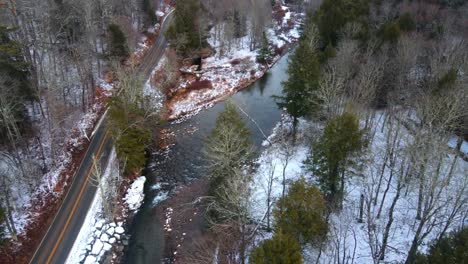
[232,10,246,38]
[273,178,328,245]
[107,68,153,175]
[250,233,303,264]
[166,0,203,57]
[115,126,151,175]
[108,24,129,61]
[0,25,32,99]
[415,227,468,264]
[275,40,321,133]
[315,0,369,47]
[0,25,33,143]
[204,102,252,197]
[143,0,157,26]
[257,32,271,64]
[307,112,364,205]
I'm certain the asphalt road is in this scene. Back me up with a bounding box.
[29,11,174,264]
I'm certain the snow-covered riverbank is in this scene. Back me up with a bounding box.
[142,5,302,122]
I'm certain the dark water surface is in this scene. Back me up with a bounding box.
[124,53,290,264]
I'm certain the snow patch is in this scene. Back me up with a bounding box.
[124,176,147,211]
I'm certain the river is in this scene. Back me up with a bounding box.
[124,52,290,264]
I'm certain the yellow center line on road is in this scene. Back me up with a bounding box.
[46,129,109,264]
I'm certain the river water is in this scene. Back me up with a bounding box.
[125,53,290,264]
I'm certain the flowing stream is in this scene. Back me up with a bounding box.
[125,53,290,264]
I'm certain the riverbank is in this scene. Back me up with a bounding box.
[143,4,302,122]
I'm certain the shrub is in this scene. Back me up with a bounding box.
[230,59,241,65]
[187,80,212,91]
[250,233,303,264]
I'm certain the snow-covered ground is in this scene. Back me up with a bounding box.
[249,112,468,264]
[143,55,167,111]
[167,6,302,120]
[65,148,146,264]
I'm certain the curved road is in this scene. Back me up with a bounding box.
[29,11,173,264]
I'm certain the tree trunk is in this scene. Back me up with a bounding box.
[405,219,425,264]
[416,175,424,220]
[374,151,388,206]
[379,180,402,260]
[339,168,345,209]
[358,193,364,223]
[3,191,17,241]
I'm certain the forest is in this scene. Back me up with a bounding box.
[0,0,467,263]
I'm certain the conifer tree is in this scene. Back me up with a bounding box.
[257,32,271,64]
[273,178,328,245]
[250,233,303,264]
[108,24,129,61]
[0,25,32,99]
[415,227,468,264]
[275,40,321,133]
[115,126,151,174]
[307,112,364,205]
[232,10,246,38]
[315,0,369,47]
[166,0,203,57]
[0,25,32,142]
[107,68,154,175]
[143,0,157,26]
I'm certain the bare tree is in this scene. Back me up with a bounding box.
[205,169,258,264]
[315,65,345,119]
[0,154,19,241]
[405,134,467,264]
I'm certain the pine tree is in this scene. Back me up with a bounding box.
[115,126,151,175]
[257,32,271,64]
[108,24,129,61]
[232,10,246,38]
[273,178,328,245]
[250,233,303,264]
[0,25,32,143]
[143,0,157,26]
[315,0,369,47]
[204,102,252,197]
[415,227,468,264]
[307,112,364,205]
[108,70,152,175]
[167,0,203,57]
[275,40,321,133]
[0,25,32,99]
